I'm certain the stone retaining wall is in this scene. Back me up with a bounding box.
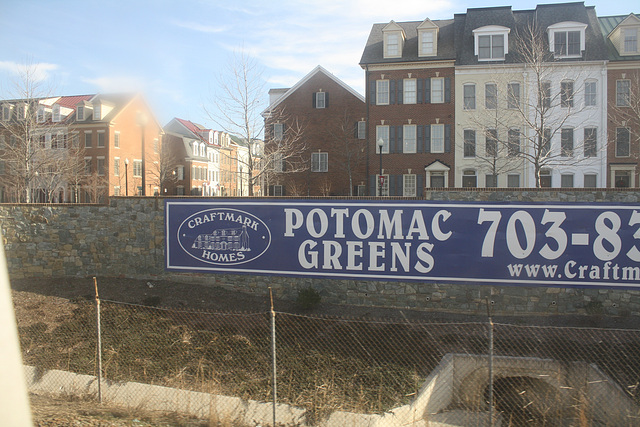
[2,191,639,317]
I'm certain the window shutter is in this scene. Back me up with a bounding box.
[445,78,451,103]
[425,78,431,103]
[354,122,359,138]
[390,175,397,196]
[425,125,431,153]
[312,92,316,108]
[417,175,424,197]
[397,80,403,104]
[417,126,424,152]
[325,92,329,108]
[445,124,451,152]
[417,79,423,104]
[281,187,286,196]
[268,185,274,196]
[389,126,396,153]
[397,126,403,153]
[390,80,396,105]
[369,81,376,105]
[369,175,376,196]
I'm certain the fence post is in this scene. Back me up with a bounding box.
[486,297,494,427]
[93,277,103,404]
[269,287,277,426]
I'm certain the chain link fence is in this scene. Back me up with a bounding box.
[16,291,640,426]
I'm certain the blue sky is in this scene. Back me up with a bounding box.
[0,0,637,130]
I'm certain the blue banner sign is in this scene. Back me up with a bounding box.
[165,199,640,288]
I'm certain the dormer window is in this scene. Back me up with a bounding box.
[16,103,26,120]
[382,21,405,59]
[77,106,84,121]
[548,22,586,58]
[37,106,45,123]
[93,103,101,120]
[1,104,11,121]
[473,26,509,61]
[417,19,439,57]
[623,27,639,54]
[52,104,61,122]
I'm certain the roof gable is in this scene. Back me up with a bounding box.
[262,65,364,116]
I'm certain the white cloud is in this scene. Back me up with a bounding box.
[0,61,59,82]
[171,20,227,34]
[81,75,147,93]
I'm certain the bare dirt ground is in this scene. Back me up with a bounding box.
[12,275,640,425]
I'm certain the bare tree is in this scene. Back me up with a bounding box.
[148,137,180,195]
[465,22,605,187]
[0,62,62,202]
[324,109,366,195]
[207,50,307,196]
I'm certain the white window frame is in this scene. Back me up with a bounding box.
[419,30,436,56]
[485,83,497,109]
[507,174,521,188]
[384,32,401,58]
[311,152,328,172]
[403,78,416,104]
[114,157,120,176]
[273,153,284,172]
[114,131,120,148]
[97,131,106,148]
[84,157,92,175]
[548,22,586,58]
[464,129,476,158]
[431,78,444,104]
[584,174,597,188]
[37,106,45,123]
[507,82,521,109]
[273,123,283,141]
[431,124,444,153]
[376,125,389,154]
[403,125,416,153]
[52,104,61,122]
[93,103,101,120]
[133,160,142,177]
[77,105,84,121]
[463,84,476,110]
[584,80,597,107]
[376,80,390,105]
[315,92,326,109]
[616,80,631,107]
[462,170,478,188]
[622,27,639,54]
[84,131,92,148]
[473,26,509,61]
[97,157,106,176]
[177,165,185,180]
[273,185,284,196]
[403,174,417,197]
[561,174,574,188]
[357,121,366,139]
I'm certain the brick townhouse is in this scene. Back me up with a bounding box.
[263,66,366,196]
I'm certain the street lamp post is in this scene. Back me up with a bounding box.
[377,138,384,197]
[124,158,129,196]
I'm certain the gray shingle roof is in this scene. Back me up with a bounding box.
[359,19,456,66]
[361,2,610,67]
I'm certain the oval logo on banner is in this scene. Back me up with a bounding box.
[177,208,271,266]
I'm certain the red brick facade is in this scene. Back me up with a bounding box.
[365,66,456,196]
[264,67,366,196]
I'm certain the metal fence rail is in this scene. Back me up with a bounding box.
[16,295,640,426]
